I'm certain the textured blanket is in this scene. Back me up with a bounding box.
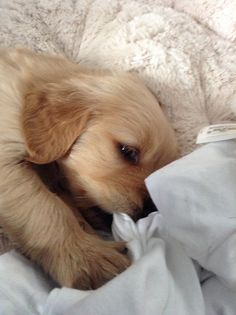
[0,0,236,253]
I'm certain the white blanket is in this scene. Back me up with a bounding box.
[0,140,236,315]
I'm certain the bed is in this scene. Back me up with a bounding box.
[0,0,236,314]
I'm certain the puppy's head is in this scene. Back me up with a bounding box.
[23,71,177,217]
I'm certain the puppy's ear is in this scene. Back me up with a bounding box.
[22,80,92,164]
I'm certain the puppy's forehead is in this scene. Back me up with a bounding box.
[97,110,162,151]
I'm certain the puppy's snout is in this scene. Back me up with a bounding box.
[130,196,157,221]
[141,197,157,218]
[132,207,143,222]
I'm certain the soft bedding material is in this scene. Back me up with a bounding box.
[1,0,236,156]
[0,140,236,315]
[0,1,236,313]
[1,0,236,252]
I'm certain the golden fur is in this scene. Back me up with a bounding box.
[0,48,177,289]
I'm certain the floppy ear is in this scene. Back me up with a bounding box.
[22,80,92,164]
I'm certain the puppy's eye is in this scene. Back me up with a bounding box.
[118,144,140,164]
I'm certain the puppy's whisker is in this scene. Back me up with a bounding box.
[75,195,90,201]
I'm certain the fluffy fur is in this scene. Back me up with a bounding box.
[0,48,177,289]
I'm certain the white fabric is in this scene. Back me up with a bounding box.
[0,219,205,315]
[146,140,236,290]
[0,251,53,315]
[1,140,236,314]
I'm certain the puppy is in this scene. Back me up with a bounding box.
[0,48,177,289]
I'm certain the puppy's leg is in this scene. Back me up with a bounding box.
[0,162,129,289]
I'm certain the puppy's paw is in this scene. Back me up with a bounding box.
[48,236,130,290]
[76,239,130,289]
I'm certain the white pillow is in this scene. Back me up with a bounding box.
[145,140,236,289]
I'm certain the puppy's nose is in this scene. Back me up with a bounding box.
[140,197,157,218]
[132,207,143,222]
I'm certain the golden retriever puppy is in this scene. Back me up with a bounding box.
[0,48,177,289]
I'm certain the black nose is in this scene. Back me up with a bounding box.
[140,197,157,218]
[132,197,157,221]
[132,207,143,222]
